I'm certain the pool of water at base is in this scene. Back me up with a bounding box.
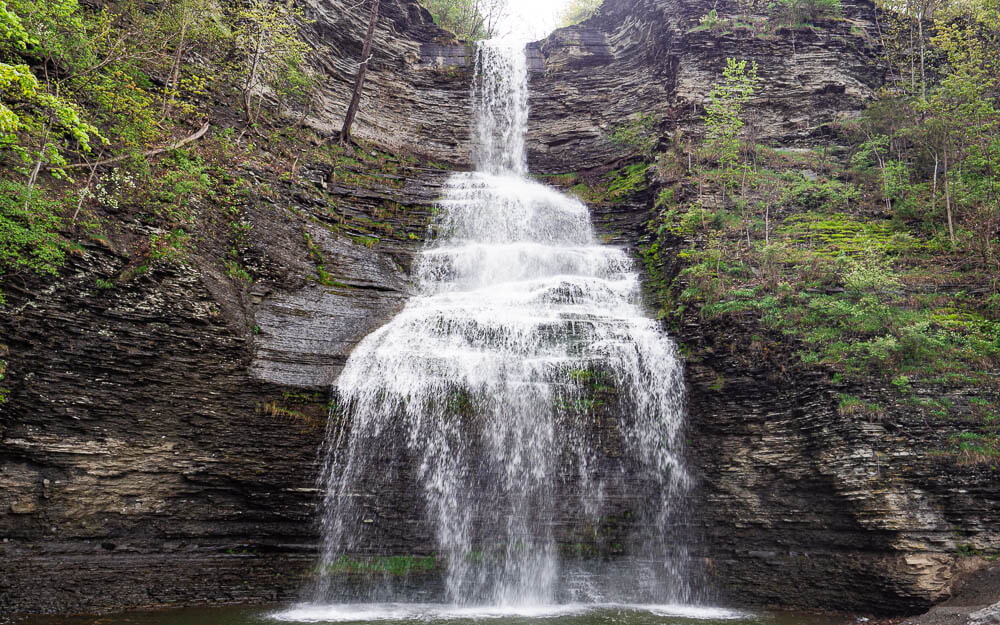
[22,603,852,625]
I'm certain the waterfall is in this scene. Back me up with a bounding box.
[308,39,693,609]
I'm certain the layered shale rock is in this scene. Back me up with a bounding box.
[526,0,999,613]
[0,0,470,614]
[302,0,472,163]
[3,0,997,617]
[526,0,884,173]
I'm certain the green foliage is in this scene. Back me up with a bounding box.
[420,0,508,40]
[150,228,191,263]
[558,0,603,27]
[303,228,347,287]
[0,180,67,280]
[233,0,315,123]
[0,0,104,174]
[950,431,1000,464]
[841,245,900,296]
[780,174,860,212]
[153,151,211,221]
[609,113,657,157]
[569,163,648,204]
[323,554,438,576]
[837,394,885,419]
[775,0,842,24]
[698,8,720,28]
[703,58,759,183]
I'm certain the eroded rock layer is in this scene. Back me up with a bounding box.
[526,0,998,612]
[2,0,997,617]
[526,0,884,172]
[0,0,471,612]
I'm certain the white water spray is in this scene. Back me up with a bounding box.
[310,39,693,608]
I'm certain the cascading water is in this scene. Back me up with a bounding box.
[304,39,694,611]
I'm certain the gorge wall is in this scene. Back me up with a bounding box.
[0,0,471,615]
[527,0,999,614]
[2,0,998,618]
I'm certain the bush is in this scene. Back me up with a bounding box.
[840,245,900,296]
[0,180,67,281]
[609,114,658,158]
[776,0,842,24]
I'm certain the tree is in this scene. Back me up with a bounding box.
[233,0,313,125]
[421,0,508,40]
[340,0,379,145]
[558,0,603,27]
[701,58,760,245]
[0,0,103,185]
[915,8,1000,247]
[703,58,759,181]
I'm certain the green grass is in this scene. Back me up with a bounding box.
[323,555,438,576]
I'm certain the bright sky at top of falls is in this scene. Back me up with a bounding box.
[501,0,578,41]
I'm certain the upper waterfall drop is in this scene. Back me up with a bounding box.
[472,40,529,175]
[308,39,694,608]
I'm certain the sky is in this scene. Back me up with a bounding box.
[500,0,572,41]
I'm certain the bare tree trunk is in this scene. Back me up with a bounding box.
[341,0,380,145]
[24,120,53,209]
[765,200,770,245]
[874,7,889,82]
[163,2,190,119]
[72,149,104,225]
[931,150,938,212]
[918,13,926,99]
[244,25,267,124]
[944,147,954,245]
[908,0,915,91]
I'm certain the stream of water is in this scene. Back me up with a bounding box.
[294,38,693,617]
[18,39,857,625]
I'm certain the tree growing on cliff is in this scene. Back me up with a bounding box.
[340,0,379,144]
[703,58,759,184]
[232,0,314,125]
[0,0,103,182]
[559,0,603,27]
[701,57,759,245]
[421,0,509,40]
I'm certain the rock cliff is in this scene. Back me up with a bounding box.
[2,0,998,617]
[526,0,884,172]
[0,0,471,615]
[527,0,999,613]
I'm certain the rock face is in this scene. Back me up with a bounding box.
[526,0,999,614]
[526,0,884,173]
[303,0,472,164]
[2,0,997,618]
[0,0,471,615]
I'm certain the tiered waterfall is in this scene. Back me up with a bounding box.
[309,39,693,609]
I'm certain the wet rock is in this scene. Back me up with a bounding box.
[0,0,468,616]
[524,0,997,615]
[969,603,1000,625]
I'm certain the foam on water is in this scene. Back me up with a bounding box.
[308,38,694,609]
[273,603,747,623]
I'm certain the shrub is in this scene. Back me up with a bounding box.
[840,245,900,297]
[609,114,658,158]
[776,0,842,24]
[0,180,67,286]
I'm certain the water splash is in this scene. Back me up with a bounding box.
[311,39,692,607]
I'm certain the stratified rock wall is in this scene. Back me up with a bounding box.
[303,0,472,163]
[0,0,470,614]
[526,0,884,173]
[527,0,998,613]
[3,0,996,616]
